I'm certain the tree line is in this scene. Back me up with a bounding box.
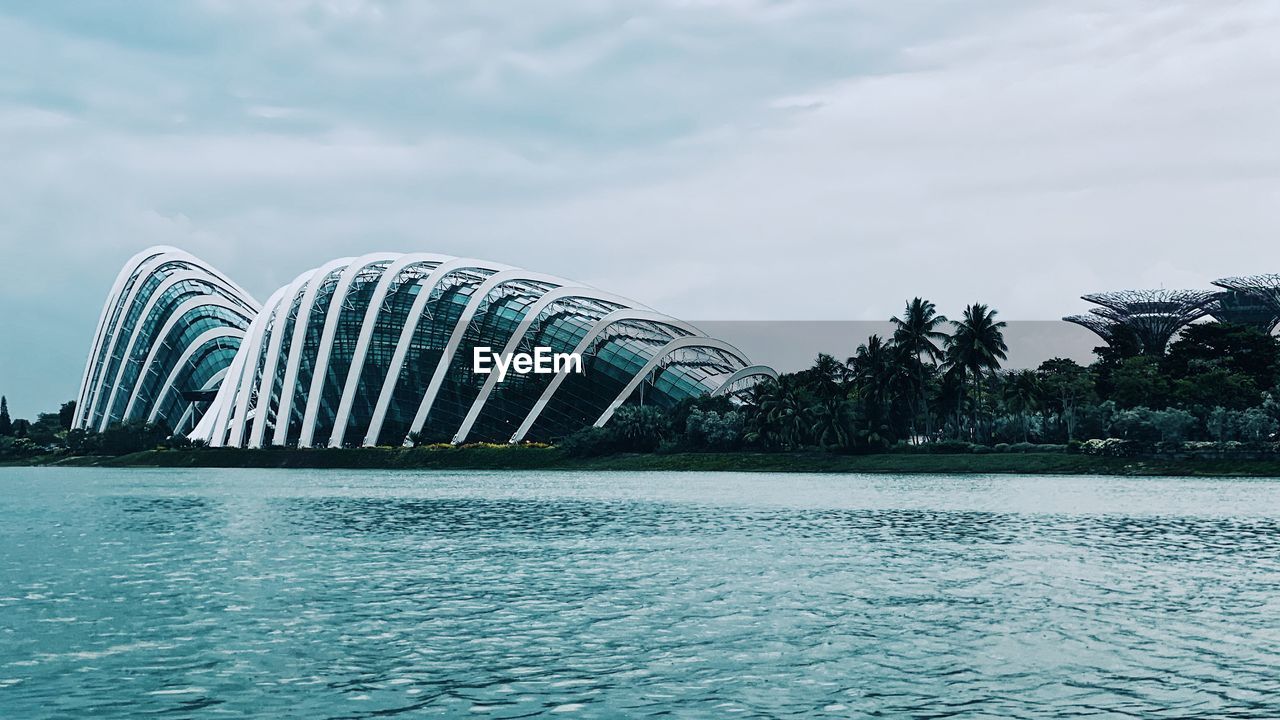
[565,298,1280,455]
[0,397,177,459]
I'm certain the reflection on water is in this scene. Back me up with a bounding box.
[106,496,222,535]
[2,468,1280,718]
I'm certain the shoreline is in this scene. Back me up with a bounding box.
[9,447,1280,477]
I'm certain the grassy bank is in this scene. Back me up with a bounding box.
[9,446,1280,476]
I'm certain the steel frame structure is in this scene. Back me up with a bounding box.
[73,247,259,433]
[147,250,773,448]
[1068,289,1218,354]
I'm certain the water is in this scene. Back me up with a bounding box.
[2,468,1280,718]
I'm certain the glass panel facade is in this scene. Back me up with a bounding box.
[467,297,624,442]
[310,261,392,444]
[76,251,255,434]
[281,267,346,445]
[377,268,496,445]
[81,249,767,447]
[341,262,441,445]
[417,279,555,442]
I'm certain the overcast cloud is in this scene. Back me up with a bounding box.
[1,0,1279,417]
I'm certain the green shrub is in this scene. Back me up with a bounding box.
[558,426,616,457]
[921,440,975,454]
[1079,438,1139,457]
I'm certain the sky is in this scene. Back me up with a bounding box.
[1,0,1279,418]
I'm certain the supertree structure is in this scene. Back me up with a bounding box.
[1210,275,1280,333]
[1066,289,1218,355]
[1062,313,1120,344]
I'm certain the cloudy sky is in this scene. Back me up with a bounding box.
[1,0,1279,418]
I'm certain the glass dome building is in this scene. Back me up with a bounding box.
[75,249,773,447]
[72,246,260,435]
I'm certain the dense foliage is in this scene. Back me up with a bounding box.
[562,298,1280,456]
[0,398,188,461]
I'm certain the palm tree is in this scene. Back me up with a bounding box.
[944,304,1008,441]
[749,377,808,449]
[809,353,849,397]
[1002,369,1041,442]
[849,335,890,405]
[891,298,949,441]
[808,396,852,449]
[938,362,969,440]
[848,334,903,443]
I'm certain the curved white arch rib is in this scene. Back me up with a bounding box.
[592,337,751,429]
[203,286,283,446]
[225,285,291,448]
[247,271,312,448]
[326,253,452,448]
[507,309,702,444]
[297,252,402,448]
[74,246,175,428]
[270,258,355,447]
[404,269,571,443]
[145,326,245,424]
[121,294,254,421]
[94,269,244,432]
[448,286,649,445]
[710,365,778,397]
[200,310,264,446]
[78,249,189,429]
[360,258,513,447]
[77,248,259,429]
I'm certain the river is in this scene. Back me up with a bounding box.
[2,467,1279,718]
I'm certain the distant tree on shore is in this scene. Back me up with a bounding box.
[944,304,1008,441]
[1037,358,1094,442]
[0,396,11,437]
[58,401,76,431]
[892,298,948,441]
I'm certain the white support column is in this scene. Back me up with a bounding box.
[225,286,289,447]
[202,322,257,447]
[247,271,312,448]
[202,285,279,446]
[360,258,512,447]
[327,253,450,448]
[270,258,354,447]
[297,253,400,448]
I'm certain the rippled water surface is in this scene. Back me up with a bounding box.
[3,468,1280,718]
